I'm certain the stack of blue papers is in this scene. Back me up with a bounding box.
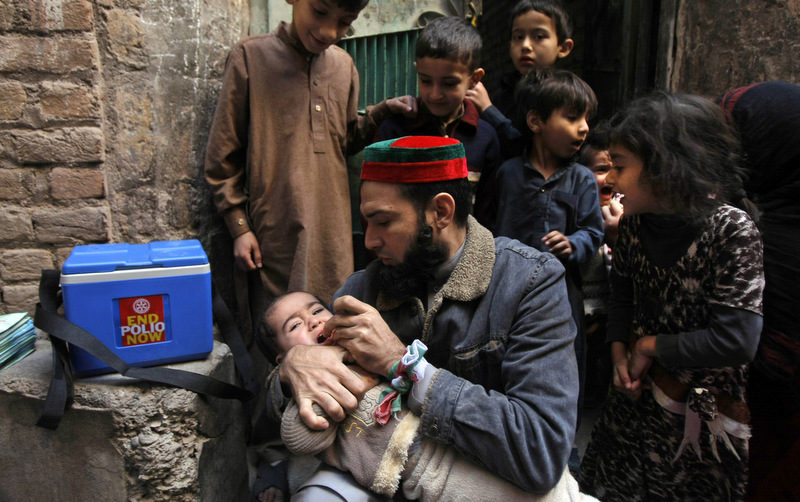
[0,312,37,370]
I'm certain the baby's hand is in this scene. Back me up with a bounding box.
[386,95,417,117]
[541,230,572,258]
[465,82,492,112]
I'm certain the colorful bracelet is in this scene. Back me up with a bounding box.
[374,339,428,425]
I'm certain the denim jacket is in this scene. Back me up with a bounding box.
[334,217,578,493]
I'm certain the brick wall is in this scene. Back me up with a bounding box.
[0,0,249,314]
[0,0,105,312]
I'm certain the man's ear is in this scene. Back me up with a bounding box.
[557,38,574,59]
[470,67,485,88]
[428,192,456,230]
[526,109,543,133]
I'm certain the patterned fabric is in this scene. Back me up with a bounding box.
[579,205,764,501]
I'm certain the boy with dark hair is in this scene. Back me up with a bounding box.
[205,0,415,336]
[492,70,603,465]
[376,16,501,228]
[493,69,602,249]
[467,0,574,159]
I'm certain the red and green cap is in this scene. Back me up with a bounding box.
[361,136,468,183]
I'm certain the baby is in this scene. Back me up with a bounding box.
[263,291,595,501]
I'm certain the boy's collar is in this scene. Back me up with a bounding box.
[277,21,316,58]
[461,98,480,127]
[415,98,480,132]
[522,146,575,177]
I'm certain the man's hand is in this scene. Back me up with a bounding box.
[386,95,418,118]
[541,230,573,259]
[233,231,262,271]
[278,344,372,430]
[465,82,492,112]
[325,295,407,377]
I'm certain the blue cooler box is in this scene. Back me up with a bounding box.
[60,239,213,376]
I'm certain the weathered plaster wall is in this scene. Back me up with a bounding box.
[669,0,800,96]
[0,0,249,314]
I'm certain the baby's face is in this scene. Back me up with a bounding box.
[268,292,333,353]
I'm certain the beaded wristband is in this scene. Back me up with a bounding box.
[374,339,428,425]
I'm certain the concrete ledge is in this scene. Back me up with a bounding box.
[0,339,249,501]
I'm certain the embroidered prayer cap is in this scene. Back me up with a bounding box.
[361,136,468,183]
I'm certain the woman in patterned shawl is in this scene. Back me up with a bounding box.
[720,81,800,502]
[579,92,764,501]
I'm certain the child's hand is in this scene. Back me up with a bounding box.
[233,231,262,271]
[611,341,640,400]
[465,82,492,112]
[602,198,624,245]
[257,486,284,502]
[386,95,417,118]
[541,231,572,258]
[628,335,655,381]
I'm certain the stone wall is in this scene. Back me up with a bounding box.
[669,0,800,96]
[0,0,249,315]
[0,340,249,501]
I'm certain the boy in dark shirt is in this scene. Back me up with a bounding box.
[467,0,574,159]
[376,16,501,227]
[492,70,603,454]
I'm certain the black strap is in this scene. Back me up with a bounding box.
[34,269,255,430]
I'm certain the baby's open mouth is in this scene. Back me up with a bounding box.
[317,330,335,345]
[600,186,613,196]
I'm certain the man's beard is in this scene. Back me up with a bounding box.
[376,217,449,300]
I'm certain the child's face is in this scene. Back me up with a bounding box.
[268,292,333,355]
[584,147,615,206]
[287,0,358,54]
[509,10,574,74]
[607,144,661,215]
[528,106,589,160]
[415,57,483,123]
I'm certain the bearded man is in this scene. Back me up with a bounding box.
[266,136,578,496]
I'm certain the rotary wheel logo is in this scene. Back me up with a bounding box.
[132,298,151,314]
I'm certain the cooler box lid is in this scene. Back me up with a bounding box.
[62,240,208,275]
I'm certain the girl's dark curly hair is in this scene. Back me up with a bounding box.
[608,91,748,222]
